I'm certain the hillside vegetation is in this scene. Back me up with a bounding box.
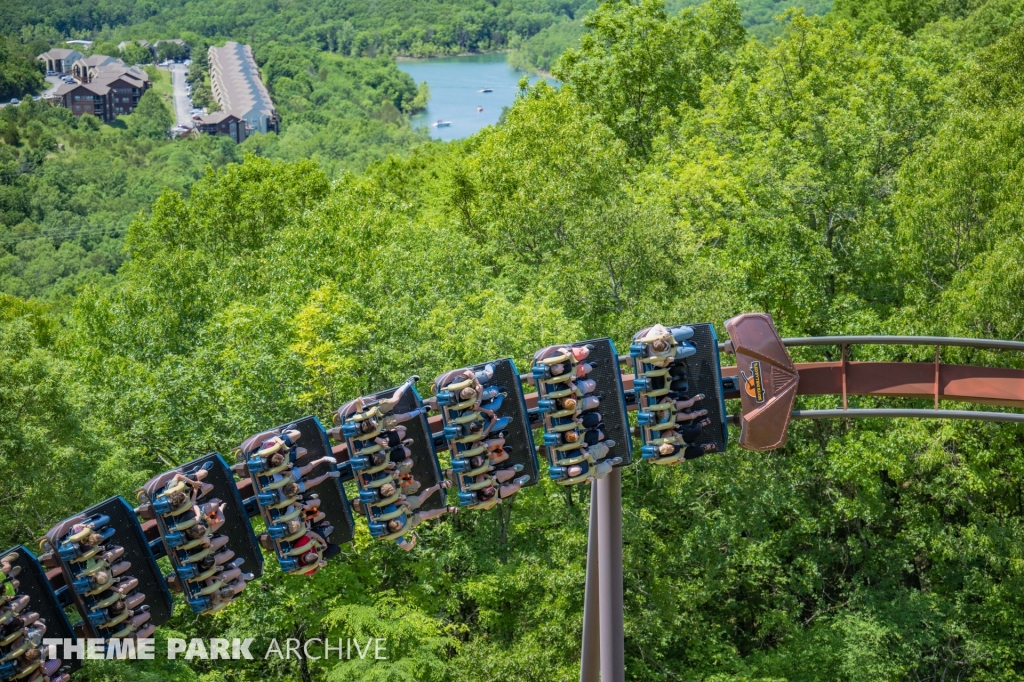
[4,0,1024,680]
[7,0,592,57]
[510,0,837,72]
[0,0,831,293]
[0,53,426,297]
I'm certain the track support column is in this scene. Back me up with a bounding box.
[597,468,625,682]
[580,484,601,682]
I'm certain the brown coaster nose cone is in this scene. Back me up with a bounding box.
[725,313,799,451]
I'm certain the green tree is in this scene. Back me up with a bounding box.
[119,40,154,65]
[90,41,120,57]
[156,40,188,62]
[832,0,970,36]
[0,37,44,100]
[555,0,746,158]
[128,88,172,137]
[508,17,588,73]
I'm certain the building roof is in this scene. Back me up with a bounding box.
[92,74,146,90]
[118,40,151,49]
[155,39,188,46]
[197,111,238,125]
[65,40,93,48]
[38,49,82,61]
[93,64,149,82]
[208,42,276,121]
[55,82,111,97]
[76,55,124,69]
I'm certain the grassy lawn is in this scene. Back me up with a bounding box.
[144,65,173,107]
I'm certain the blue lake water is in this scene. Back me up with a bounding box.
[398,53,556,141]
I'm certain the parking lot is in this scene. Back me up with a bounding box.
[161,61,204,135]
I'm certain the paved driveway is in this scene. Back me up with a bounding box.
[167,63,193,127]
[41,75,63,98]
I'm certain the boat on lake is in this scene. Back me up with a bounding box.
[477,88,493,93]
[432,120,452,127]
[476,107,483,112]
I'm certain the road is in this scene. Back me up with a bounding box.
[167,63,193,127]
[0,75,63,108]
[41,75,63,98]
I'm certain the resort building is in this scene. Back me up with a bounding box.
[194,112,248,143]
[52,61,151,122]
[207,42,279,135]
[37,49,83,74]
[72,55,126,82]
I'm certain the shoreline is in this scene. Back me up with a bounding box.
[393,51,556,80]
[394,50,509,62]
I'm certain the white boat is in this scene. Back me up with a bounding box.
[432,120,452,127]
[477,88,493,93]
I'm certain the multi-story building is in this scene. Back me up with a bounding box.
[207,42,279,136]
[72,55,114,82]
[37,49,83,74]
[93,64,150,83]
[71,55,135,82]
[54,82,107,119]
[52,64,150,122]
[194,112,248,143]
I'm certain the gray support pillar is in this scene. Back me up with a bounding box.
[597,468,625,682]
[580,484,601,682]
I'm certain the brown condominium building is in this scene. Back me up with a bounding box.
[51,61,152,123]
[207,42,279,135]
[194,112,248,143]
[70,55,145,83]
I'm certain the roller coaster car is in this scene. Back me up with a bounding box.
[723,313,799,451]
[434,358,539,507]
[274,416,355,545]
[0,546,78,674]
[238,419,348,567]
[336,382,445,533]
[631,323,728,464]
[43,497,173,641]
[138,453,263,608]
[532,338,633,485]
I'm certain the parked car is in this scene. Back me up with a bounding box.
[46,70,56,76]
[9,98,18,105]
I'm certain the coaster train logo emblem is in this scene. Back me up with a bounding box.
[741,361,765,404]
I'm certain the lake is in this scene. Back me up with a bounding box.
[397,53,556,141]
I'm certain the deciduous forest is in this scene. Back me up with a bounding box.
[4,0,1024,680]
